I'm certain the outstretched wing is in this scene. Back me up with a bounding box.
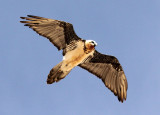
[79,50,128,102]
[20,15,80,50]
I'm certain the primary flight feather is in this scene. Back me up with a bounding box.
[20,15,128,102]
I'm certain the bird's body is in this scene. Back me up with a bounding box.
[20,15,128,102]
[62,40,94,71]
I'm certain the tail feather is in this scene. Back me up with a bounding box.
[47,62,71,84]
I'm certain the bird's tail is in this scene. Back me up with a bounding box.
[47,62,71,84]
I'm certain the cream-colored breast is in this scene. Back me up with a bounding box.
[61,41,94,71]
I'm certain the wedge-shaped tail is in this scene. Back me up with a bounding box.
[47,62,71,84]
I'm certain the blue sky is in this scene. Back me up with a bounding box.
[1,0,160,115]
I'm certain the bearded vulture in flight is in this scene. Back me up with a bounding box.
[20,15,128,102]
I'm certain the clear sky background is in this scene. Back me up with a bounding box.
[1,0,160,115]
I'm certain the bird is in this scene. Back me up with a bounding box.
[20,15,128,102]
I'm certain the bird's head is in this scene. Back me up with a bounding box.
[84,40,97,52]
[85,40,97,47]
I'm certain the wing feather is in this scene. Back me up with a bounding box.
[20,15,80,50]
[79,50,128,102]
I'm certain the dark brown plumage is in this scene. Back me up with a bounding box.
[20,15,80,50]
[79,51,128,102]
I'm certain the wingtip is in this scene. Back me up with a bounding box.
[118,95,127,103]
[20,17,25,19]
[27,15,43,19]
[118,98,124,103]
[19,21,29,26]
[20,15,37,19]
[20,21,25,23]
[27,15,34,17]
